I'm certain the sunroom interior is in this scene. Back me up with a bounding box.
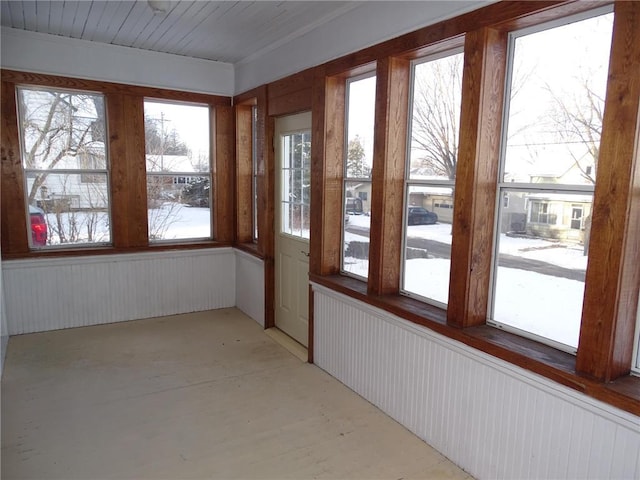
[1,1,639,479]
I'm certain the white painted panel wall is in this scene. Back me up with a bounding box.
[235,1,490,93]
[0,27,234,96]
[235,249,265,327]
[3,248,236,335]
[313,284,640,480]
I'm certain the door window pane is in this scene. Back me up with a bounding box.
[281,131,311,239]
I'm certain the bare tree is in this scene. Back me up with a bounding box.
[546,79,603,184]
[410,54,462,180]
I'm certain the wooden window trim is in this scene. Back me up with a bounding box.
[576,0,640,381]
[235,103,256,245]
[1,70,233,258]
[367,57,409,295]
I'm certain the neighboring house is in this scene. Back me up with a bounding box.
[525,192,592,243]
[524,159,595,244]
[30,147,109,212]
[407,185,454,223]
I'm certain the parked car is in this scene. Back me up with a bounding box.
[29,205,48,246]
[407,206,438,225]
[345,197,363,215]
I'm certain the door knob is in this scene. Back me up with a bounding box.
[300,250,310,257]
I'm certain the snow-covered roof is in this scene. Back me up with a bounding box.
[146,155,202,173]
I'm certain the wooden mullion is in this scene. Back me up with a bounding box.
[367,57,410,296]
[576,0,640,381]
[108,93,148,248]
[1,81,29,255]
[447,27,508,328]
[212,105,235,243]
[235,104,254,244]
[310,70,345,277]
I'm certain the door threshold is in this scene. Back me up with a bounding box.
[265,328,308,362]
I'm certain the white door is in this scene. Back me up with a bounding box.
[274,112,311,346]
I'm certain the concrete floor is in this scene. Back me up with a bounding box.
[2,308,472,479]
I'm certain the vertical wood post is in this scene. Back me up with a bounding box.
[447,27,507,328]
[576,0,640,381]
[310,70,345,277]
[368,57,411,296]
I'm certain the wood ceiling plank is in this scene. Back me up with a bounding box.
[47,0,65,36]
[85,1,132,44]
[69,0,93,39]
[151,1,211,54]
[34,0,49,33]
[108,1,154,47]
[138,1,193,51]
[21,0,37,32]
[80,1,108,41]
[1,2,15,29]
[172,1,228,57]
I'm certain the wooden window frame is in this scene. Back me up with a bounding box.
[307,0,640,416]
[341,71,377,281]
[1,70,233,258]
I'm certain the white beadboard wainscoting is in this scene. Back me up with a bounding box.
[235,249,265,327]
[313,284,640,480]
[3,248,236,335]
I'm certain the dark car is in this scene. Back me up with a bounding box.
[407,206,438,225]
[29,205,48,246]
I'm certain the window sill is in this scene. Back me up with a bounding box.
[2,241,232,260]
[309,273,640,417]
[234,242,262,259]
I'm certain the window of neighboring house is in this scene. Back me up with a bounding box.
[252,105,259,242]
[17,86,111,248]
[570,205,583,230]
[490,9,613,353]
[529,200,557,225]
[342,73,376,280]
[401,49,464,306]
[144,100,211,242]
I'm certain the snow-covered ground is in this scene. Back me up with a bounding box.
[344,214,586,349]
[149,203,211,240]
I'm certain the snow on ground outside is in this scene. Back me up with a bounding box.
[344,213,586,349]
[154,204,211,240]
[345,214,588,271]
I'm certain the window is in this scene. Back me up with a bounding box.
[401,50,464,305]
[252,105,259,242]
[17,86,111,248]
[281,131,311,238]
[529,200,557,225]
[342,74,376,279]
[490,10,613,352]
[144,100,211,241]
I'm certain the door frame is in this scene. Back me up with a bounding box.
[273,111,312,348]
